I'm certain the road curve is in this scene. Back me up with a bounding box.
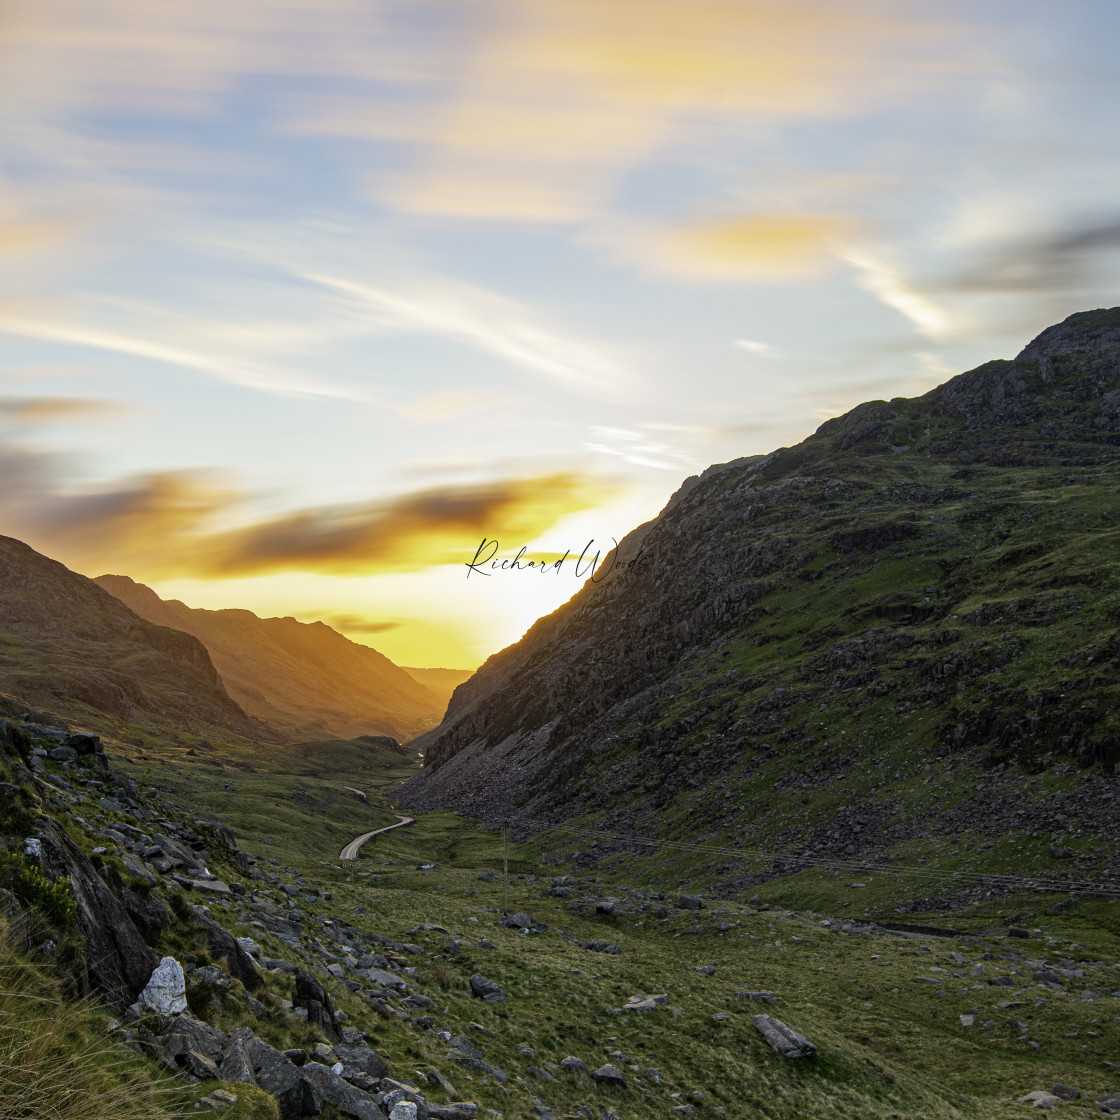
[339,814,414,860]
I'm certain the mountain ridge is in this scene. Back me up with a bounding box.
[0,534,263,739]
[94,574,445,743]
[398,308,1120,877]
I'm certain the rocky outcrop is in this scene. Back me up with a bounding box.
[398,310,1120,864]
[36,818,160,1009]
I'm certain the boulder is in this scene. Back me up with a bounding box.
[676,894,703,911]
[1017,1091,1061,1108]
[219,1037,257,1084]
[580,941,621,954]
[294,969,339,1041]
[47,745,78,764]
[752,1014,817,1059]
[196,910,263,992]
[161,1014,227,1063]
[1097,1093,1120,1115]
[591,1064,626,1087]
[468,974,505,1001]
[135,957,188,1016]
[300,1061,383,1119]
[500,911,533,929]
[231,1028,318,1120]
[560,1056,589,1075]
[37,819,160,1009]
[334,1041,388,1081]
[65,732,102,755]
[98,863,167,946]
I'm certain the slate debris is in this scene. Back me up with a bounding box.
[752,1015,817,1059]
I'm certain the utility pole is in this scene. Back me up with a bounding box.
[503,825,509,916]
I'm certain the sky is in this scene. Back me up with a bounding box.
[1,0,1119,669]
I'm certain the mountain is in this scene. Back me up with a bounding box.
[401,665,476,709]
[0,535,260,737]
[94,575,445,743]
[398,308,1120,867]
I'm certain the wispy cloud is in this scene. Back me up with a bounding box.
[735,339,780,357]
[303,269,635,400]
[0,396,139,423]
[0,449,621,579]
[838,245,955,339]
[0,311,367,401]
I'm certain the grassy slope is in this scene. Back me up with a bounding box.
[87,739,1119,1120]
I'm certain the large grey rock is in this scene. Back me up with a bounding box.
[300,1061,383,1119]
[98,863,167,947]
[560,1056,589,1075]
[361,966,407,990]
[196,910,263,992]
[581,941,621,954]
[752,1014,817,1058]
[500,911,534,929]
[136,957,188,1016]
[676,894,703,910]
[334,1041,388,1081]
[47,745,78,764]
[591,1064,626,1087]
[448,1055,508,1085]
[232,1028,318,1120]
[1097,1092,1120,1114]
[219,1037,257,1084]
[161,1014,227,1063]
[468,974,505,1001]
[426,1107,477,1120]
[65,732,102,755]
[294,969,339,1041]
[37,819,160,1009]
[118,850,159,887]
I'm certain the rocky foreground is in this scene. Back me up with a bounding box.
[2,718,1119,1118]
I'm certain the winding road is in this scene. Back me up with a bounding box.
[339,814,414,860]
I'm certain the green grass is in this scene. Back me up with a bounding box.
[82,739,1118,1120]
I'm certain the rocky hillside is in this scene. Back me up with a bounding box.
[0,536,262,739]
[95,576,444,743]
[398,308,1120,862]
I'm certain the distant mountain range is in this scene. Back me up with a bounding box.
[399,308,1120,871]
[94,575,447,743]
[0,535,261,738]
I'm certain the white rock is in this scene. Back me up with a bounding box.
[236,937,261,958]
[136,956,187,1016]
[389,1104,418,1120]
[23,838,41,859]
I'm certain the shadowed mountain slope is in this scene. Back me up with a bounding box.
[0,536,260,737]
[398,309,1120,863]
[94,576,444,742]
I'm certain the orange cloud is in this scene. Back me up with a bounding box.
[323,0,962,220]
[609,213,860,280]
[3,464,620,580]
[0,396,138,423]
